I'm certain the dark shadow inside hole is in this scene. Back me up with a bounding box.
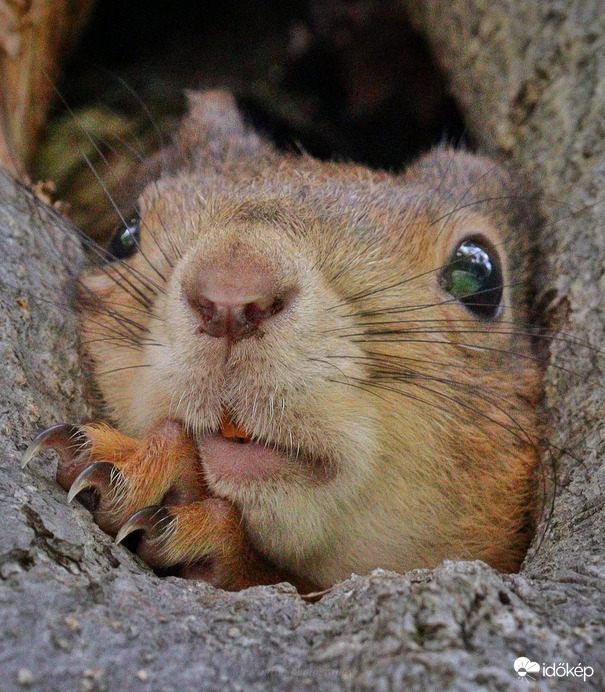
[54,0,467,172]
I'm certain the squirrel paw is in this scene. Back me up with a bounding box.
[22,419,205,536]
[21,419,294,589]
[114,498,285,590]
[22,421,317,591]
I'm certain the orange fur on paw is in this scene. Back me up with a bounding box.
[59,419,206,534]
[132,498,288,590]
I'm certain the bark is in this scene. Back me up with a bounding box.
[0,0,96,175]
[0,0,604,690]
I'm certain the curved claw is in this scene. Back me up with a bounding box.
[67,461,116,504]
[21,424,86,469]
[115,505,171,546]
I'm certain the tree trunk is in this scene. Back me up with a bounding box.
[0,1,603,689]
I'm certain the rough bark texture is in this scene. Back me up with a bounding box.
[1,1,604,690]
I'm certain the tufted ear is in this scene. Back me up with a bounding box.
[129,89,277,209]
[171,89,273,170]
[402,147,511,202]
[183,90,248,139]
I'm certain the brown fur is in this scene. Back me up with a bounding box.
[78,91,543,588]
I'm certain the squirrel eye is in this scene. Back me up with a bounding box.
[106,218,141,260]
[440,237,503,320]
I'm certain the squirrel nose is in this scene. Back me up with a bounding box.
[183,263,294,341]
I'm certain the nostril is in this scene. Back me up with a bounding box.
[188,295,217,323]
[243,295,286,328]
[271,296,286,315]
[185,294,227,338]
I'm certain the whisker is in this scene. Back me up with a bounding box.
[110,71,171,173]
[327,235,512,314]
[149,182,184,261]
[95,364,153,377]
[431,193,544,229]
[48,82,172,286]
[80,337,144,353]
[332,323,602,356]
[342,374,538,450]
[399,372,534,444]
[78,316,145,345]
[80,151,169,287]
[348,336,580,377]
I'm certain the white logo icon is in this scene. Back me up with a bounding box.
[514,657,540,680]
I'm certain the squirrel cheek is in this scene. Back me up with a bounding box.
[79,270,119,300]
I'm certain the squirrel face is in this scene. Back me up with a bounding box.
[77,92,542,587]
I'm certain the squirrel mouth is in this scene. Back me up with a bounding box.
[197,409,285,484]
[198,411,334,486]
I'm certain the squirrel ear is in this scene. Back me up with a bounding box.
[171,89,269,170]
[183,90,247,139]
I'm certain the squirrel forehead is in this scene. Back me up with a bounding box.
[137,165,505,265]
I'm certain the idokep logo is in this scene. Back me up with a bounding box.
[514,658,540,680]
[513,657,595,682]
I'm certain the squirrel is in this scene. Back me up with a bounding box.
[23,90,544,592]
